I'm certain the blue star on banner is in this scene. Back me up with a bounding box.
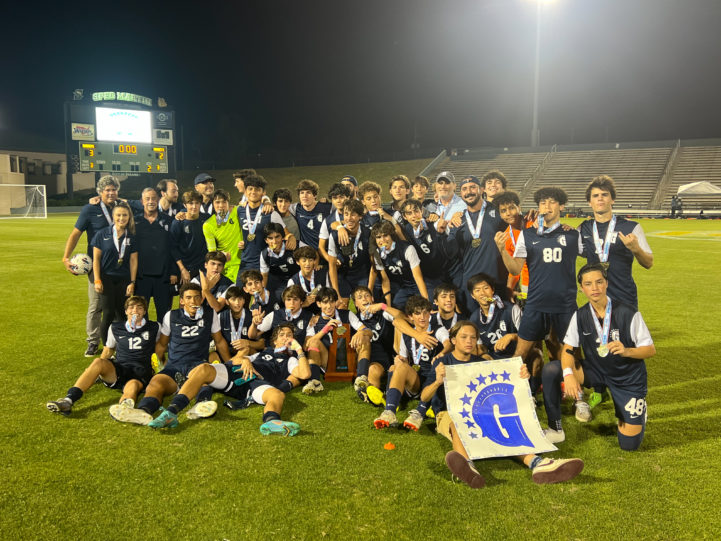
[460,394,472,406]
[502,370,511,381]
[467,381,478,393]
[489,372,498,382]
[465,419,475,429]
[461,409,470,419]
[476,374,486,385]
[469,432,479,439]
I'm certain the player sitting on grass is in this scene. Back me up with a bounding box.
[422,321,584,489]
[373,296,451,431]
[248,323,312,395]
[259,222,299,308]
[541,263,655,447]
[47,296,159,416]
[433,283,466,330]
[303,287,372,395]
[147,323,306,435]
[288,246,329,312]
[108,283,235,425]
[249,285,315,346]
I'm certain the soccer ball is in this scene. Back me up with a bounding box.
[70,253,92,275]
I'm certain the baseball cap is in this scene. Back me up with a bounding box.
[435,171,455,183]
[460,175,482,187]
[194,173,215,185]
[341,175,358,186]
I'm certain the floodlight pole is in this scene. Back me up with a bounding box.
[531,0,542,147]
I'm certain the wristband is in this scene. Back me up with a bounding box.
[562,367,573,377]
[321,324,333,334]
[307,347,320,353]
[380,303,388,311]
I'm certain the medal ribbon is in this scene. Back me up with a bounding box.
[230,311,246,342]
[592,215,616,263]
[437,312,458,328]
[379,241,396,259]
[245,205,263,237]
[112,225,128,262]
[509,225,517,248]
[413,219,427,238]
[465,201,487,241]
[100,202,113,225]
[125,315,146,333]
[537,216,561,236]
[590,297,612,347]
[299,271,316,294]
[268,243,286,259]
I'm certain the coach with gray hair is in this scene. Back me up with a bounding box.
[62,175,121,357]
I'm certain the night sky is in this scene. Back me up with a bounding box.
[3,0,721,162]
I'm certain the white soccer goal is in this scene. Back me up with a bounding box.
[0,184,47,219]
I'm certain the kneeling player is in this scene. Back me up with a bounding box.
[47,296,159,416]
[373,296,451,431]
[148,323,307,435]
[422,321,584,488]
[541,263,655,449]
[303,287,371,394]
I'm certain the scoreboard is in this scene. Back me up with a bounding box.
[79,142,168,173]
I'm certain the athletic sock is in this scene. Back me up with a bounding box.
[310,364,322,382]
[278,380,293,393]
[416,400,430,417]
[137,396,161,415]
[529,455,542,469]
[541,360,563,429]
[356,358,370,377]
[167,393,190,415]
[385,388,402,412]
[66,387,83,403]
[262,411,281,423]
[196,385,213,402]
[551,419,563,431]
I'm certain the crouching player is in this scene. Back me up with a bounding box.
[541,263,655,448]
[109,283,234,425]
[47,296,159,416]
[303,287,371,394]
[148,323,307,435]
[422,321,584,488]
[374,296,451,431]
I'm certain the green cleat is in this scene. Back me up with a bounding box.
[148,409,179,429]
[259,419,300,436]
[366,385,386,407]
[588,392,604,409]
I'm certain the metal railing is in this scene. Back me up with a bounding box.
[649,139,681,209]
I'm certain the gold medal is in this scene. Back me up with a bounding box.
[471,238,481,248]
[247,233,256,241]
[413,364,421,372]
[597,345,609,357]
[600,262,610,271]
[117,258,124,266]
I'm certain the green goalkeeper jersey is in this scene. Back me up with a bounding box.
[203,206,242,282]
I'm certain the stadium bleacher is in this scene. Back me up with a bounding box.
[661,146,721,210]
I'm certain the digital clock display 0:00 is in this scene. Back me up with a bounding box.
[113,144,138,154]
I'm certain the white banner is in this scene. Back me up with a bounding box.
[444,356,556,460]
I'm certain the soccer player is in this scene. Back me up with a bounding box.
[202,189,242,282]
[288,246,329,310]
[494,187,580,393]
[318,182,352,265]
[216,286,264,358]
[47,296,159,416]
[194,172,216,215]
[134,187,176,322]
[422,321,584,488]
[272,188,301,240]
[249,285,314,346]
[303,287,371,394]
[410,175,435,210]
[384,175,411,225]
[327,199,372,304]
[260,222,300,307]
[481,169,507,204]
[400,198,449,295]
[291,179,333,249]
[62,175,120,356]
[578,175,653,310]
[170,190,209,284]
[236,174,296,275]
[493,191,531,301]
[157,179,184,217]
[340,175,359,199]
[541,263,655,449]
[357,181,398,233]
[369,220,428,308]
[373,296,451,431]
[108,283,234,425]
[147,323,305,435]
[193,251,233,313]
[239,269,276,314]
[433,283,466,330]
[232,169,256,204]
[91,202,138,345]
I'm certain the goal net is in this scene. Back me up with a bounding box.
[0,184,47,219]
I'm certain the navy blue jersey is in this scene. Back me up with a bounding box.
[446,204,507,287]
[293,201,332,249]
[578,217,652,309]
[327,227,372,278]
[134,213,174,277]
[260,245,299,281]
[515,226,580,313]
[358,310,395,347]
[159,200,185,218]
[306,309,365,348]
[318,209,343,243]
[374,240,420,289]
[106,320,159,372]
[360,211,382,232]
[218,308,252,355]
[162,308,218,371]
[74,202,115,258]
[382,203,405,226]
[170,218,208,274]
[192,273,233,305]
[90,226,137,278]
[288,268,329,296]
[199,200,215,216]
[248,289,277,315]
[401,222,448,280]
[398,320,448,365]
[431,352,485,412]
[250,348,295,386]
[470,302,521,359]
[433,312,464,331]
[237,205,286,271]
[257,308,314,345]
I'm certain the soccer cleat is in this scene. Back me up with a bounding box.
[366,385,386,407]
[259,419,300,436]
[151,353,162,373]
[186,400,218,420]
[426,407,435,419]
[543,428,566,443]
[119,398,135,409]
[354,375,370,402]
[588,391,604,409]
[403,409,424,431]
[302,379,324,395]
[373,409,398,429]
[47,397,72,416]
[531,457,584,484]
[148,409,179,429]
[109,404,153,425]
[445,451,485,489]
[575,400,593,422]
[84,343,98,358]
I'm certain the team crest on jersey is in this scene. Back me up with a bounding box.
[198,320,205,327]
[427,233,432,243]
[558,235,567,247]
[184,225,190,234]
[499,321,507,332]
[262,354,273,361]
[288,257,295,264]
[297,321,304,330]
[142,331,149,340]
[317,215,323,222]
[611,329,620,341]
[489,209,496,218]
[611,232,619,243]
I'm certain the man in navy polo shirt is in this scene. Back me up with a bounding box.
[62,175,120,357]
[157,179,184,218]
[194,172,216,215]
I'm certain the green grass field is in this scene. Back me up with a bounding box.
[1,216,720,540]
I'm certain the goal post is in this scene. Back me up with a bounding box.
[0,184,47,219]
